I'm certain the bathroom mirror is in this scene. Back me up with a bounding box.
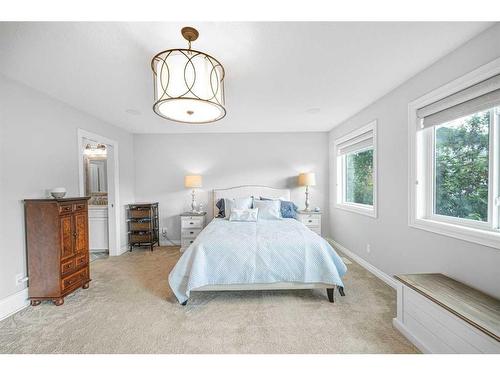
[83,143,108,205]
[88,159,107,193]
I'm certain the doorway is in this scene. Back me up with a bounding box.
[77,129,121,257]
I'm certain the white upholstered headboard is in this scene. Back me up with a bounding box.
[212,185,290,218]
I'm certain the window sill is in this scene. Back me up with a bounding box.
[334,203,377,218]
[410,217,500,250]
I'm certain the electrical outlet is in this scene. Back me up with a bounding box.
[161,228,168,238]
[366,244,371,254]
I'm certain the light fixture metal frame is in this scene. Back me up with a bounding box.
[151,38,226,124]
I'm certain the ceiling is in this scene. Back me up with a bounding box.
[0,22,493,134]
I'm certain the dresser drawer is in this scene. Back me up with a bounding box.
[181,228,202,238]
[75,253,88,268]
[61,267,88,293]
[61,258,76,276]
[73,202,87,212]
[299,215,321,226]
[59,204,73,214]
[181,217,204,229]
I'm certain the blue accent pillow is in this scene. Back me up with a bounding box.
[280,200,298,219]
[215,198,225,218]
[259,197,298,218]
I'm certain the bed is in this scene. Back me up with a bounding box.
[168,185,347,305]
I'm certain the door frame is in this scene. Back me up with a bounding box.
[77,128,121,256]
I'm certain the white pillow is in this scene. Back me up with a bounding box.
[229,208,259,222]
[223,197,253,218]
[254,199,282,220]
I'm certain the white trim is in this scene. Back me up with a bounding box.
[119,244,130,255]
[408,57,500,250]
[326,238,397,289]
[0,288,29,322]
[333,120,378,219]
[160,239,181,246]
[392,317,431,354]
[77,129,121,257]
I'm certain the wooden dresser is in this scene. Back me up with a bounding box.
[24,197,91,306]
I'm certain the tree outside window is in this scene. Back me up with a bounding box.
[345,148,374,206]
[434,110,490,222]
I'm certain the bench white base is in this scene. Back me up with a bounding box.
[393,282,500,353]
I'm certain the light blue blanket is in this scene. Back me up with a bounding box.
[168,218,347,303]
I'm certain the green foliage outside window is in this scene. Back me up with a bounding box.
[434,110,490,222]
[346,148,374,205]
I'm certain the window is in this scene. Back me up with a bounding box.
[346,148,374,205]
[334,120,377,217]
[409,65,500,249]
[434,110,490,222]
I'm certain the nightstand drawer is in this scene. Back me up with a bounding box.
[308,226,321,235]
[181,217,204,229]
[299,215,321,226]
[181,238,196,248]
[181,228,202,238]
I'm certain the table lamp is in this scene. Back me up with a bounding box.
[298,172,316,211]
[184,175,202,213]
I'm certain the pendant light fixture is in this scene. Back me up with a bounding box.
[151,27,226,124]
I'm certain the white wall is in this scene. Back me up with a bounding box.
[134,132,329,241]
[329,24,500,298]
[0,74,135,301]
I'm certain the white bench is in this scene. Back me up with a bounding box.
[393,273,500,354]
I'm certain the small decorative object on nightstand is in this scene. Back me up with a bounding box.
[297,172,316,211]
[180,211,206,251]
[297,210,322,236]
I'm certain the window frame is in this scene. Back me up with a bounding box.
[409,57,500,249]
[334,120,378,218]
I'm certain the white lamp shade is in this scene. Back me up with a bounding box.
[298,173,316,187]
[184,175,202,188]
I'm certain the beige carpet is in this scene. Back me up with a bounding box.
[0,246,417,354]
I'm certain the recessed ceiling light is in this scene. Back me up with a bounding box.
[126,109,141,115]
[306,108,321,114]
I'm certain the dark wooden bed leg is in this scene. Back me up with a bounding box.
[338,286,345,296]
[326,288,334,303]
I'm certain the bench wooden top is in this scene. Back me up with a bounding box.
[395,273,500,342]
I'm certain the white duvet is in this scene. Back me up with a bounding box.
[168,218,347,303]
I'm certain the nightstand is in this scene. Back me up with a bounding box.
[297,210,322,236]
[180,212,206,252]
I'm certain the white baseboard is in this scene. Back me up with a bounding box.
[392,318,431,353]
[0,288,29,322]
[160,239,180,246]
[327,238,398,289]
